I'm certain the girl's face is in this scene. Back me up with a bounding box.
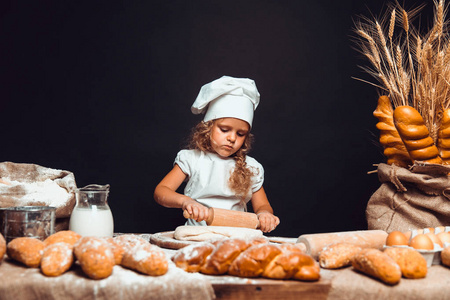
[210,118,250,157]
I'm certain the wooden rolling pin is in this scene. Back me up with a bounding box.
[296,230,388,260]
[183,207,260,229]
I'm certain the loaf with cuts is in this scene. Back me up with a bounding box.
[171,238,320,281]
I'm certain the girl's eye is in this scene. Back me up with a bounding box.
[237,132,245,137]
[220,127,228,133]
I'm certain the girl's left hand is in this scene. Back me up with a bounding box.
[257,211,280,233]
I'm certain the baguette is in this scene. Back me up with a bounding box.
[373,96,412,167]
[393,106,442,164]
[352,248,401,285]
[437,109,450,164]
[172,238,320,281]
[318,243,361,269]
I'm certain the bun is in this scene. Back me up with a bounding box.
[373,96,412,167]
[40,242,74,277]
[103,237,125,265]
[73,237,115,280]
[352,248,401,285]
[171,238,320,281]
[43,230,81,247]
[7,237,44,268]
[384,247,427,279]
[318,243,362,269]
[120,242,168,276]
[393,106,442,164]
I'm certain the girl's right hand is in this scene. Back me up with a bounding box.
[182,198,210,222]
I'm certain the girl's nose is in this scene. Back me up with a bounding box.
[227,133,236,142]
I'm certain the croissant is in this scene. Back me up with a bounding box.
[393,106,442,164]
[373,96,412,167]
[437,109,450,164]
[171,238,320,281]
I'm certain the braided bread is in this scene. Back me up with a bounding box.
[171,238,320,281]
[437,109,450,164]
[373,96,412,167]
[393,106,442,164]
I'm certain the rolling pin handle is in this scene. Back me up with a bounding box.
[182,208,214,225]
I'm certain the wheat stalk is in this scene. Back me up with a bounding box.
[353,0,450,142]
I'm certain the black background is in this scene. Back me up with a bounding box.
[0,1,437,237]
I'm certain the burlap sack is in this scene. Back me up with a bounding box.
[0,161,77,231]
[366,162,450,232]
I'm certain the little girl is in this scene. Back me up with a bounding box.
[154,76,280,233]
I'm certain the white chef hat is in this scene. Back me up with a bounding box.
[191,76,260,127]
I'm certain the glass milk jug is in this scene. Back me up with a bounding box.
[69,184,114,237]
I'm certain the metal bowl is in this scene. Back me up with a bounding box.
[0,206,56,244]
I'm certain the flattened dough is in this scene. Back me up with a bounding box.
[173,226,264,241]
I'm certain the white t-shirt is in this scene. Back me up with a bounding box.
[174,149,264,225]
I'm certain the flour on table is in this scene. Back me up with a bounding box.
[173,225,264,241]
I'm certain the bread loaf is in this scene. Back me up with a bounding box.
[73,237,115,280]
[0,233,5,263]
[384,247,427,279]
[121,242,168,276]
[43,230,81,247]
[441,246,450,267]
[40,242,74,277]
[318,243,362,269]
[373,96,412,167]
[437,109,450,164]
[352,248,401,285]
[393,106,442,164]
[172,238,320,281]
[7,237,45,268]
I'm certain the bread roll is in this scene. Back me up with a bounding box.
[352,248,401,285]
[121,242,168,276]
[393,106,442,164]
[74,237,115,280]
[7,237,44,268]
[318,243,362,269]
[441,246,450,267]
[0,233,5,263]
[43,230,81,247]
[384,247,427,279]
[373,96,412,167]
[40,242,74,277]
[437,109,450,164]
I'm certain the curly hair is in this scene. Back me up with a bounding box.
[188,120,255,200]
